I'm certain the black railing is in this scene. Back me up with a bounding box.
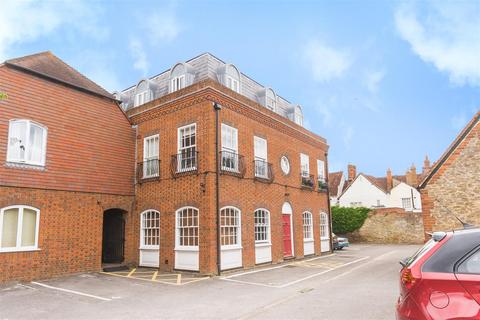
[137,159,160,182]
[254,159,274,183]
[301,174,315,189]
[220,151,245,177]
[171,151,199,177]
[318,178,328,192]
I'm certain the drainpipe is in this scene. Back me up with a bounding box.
[214,102,222,275]
[324,152,334,253]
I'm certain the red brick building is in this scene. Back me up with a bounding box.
[1,52,331,282]
[419,111,480,239]
[0,52,136,282]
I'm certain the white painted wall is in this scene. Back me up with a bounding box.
[338,175,388,208]
[389,182,422,212]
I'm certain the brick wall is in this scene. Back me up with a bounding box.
[421,119,480,236]
[346,208,424,244]
[0,186,134,283]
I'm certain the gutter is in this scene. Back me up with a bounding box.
[214,102,222,275]
[325,152,334,253]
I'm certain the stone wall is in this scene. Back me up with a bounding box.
[346,208,424,244]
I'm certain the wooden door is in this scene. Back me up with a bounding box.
[282,214,292,257]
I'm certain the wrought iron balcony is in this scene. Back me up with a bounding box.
[171,151,199,177]
[253,159,274,183]
[318,178,328,192]
[137,159,160,182]
[301,173,315,189]
[220,150,245,177]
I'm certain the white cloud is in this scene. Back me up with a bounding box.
[303,39,352,83]
[0,0,107,61]
[395,1,480,87]
[143,11,181,45]
[72,50,122,92]
[129,39,149,76]
[364,69,385,94]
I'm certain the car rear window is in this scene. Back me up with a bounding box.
[403,239,436,267]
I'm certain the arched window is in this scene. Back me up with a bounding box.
[302,211,313,240]
[0,205,40,251]
[282,202,293,214]
[176,207,199,248]
[254,209,270,244]
[220,206,241,247]
[320,212,329,238]
[266,88,276,112]
[7,120,47,166]
[134,80,152,107]
[170,63,187,93]
[224,64,240,93]
[140,210,160,248]
[294,105,303,126]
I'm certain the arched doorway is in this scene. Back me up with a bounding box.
[282,202,294,258]
[102,209,126,264]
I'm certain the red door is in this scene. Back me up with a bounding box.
[282,214,292,257]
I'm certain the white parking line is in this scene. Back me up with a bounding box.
[221,256,369,288]
[31,281,112,301]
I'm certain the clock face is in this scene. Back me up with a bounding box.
[280,156,290,175]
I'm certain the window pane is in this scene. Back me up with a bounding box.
[2,208,19,248]
[8,121,27,161]
[21,209,37,247]
[28,124,45,163]
[459,250,480,274]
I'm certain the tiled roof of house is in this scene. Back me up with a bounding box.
[328,171,343,197]
[419,111,480,188]
[4,51,113,100]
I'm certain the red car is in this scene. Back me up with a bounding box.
[396,227,480,319]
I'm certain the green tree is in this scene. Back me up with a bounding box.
[0,92,7,100]
[331,206,370,234]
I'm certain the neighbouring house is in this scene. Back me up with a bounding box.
[0,51,332,283]
[336,161,431,212]
[419,111,480,237]
[328,171,345,205]
[0,52,135,283]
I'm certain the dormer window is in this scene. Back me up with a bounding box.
[171,74,185,92]
[266,88,276,112]
[294,105,303,126]
[226,76,239,93]
[170,63,194,93]
[220,64,241,93]
[134,80,152,107]
[7,119,47,166]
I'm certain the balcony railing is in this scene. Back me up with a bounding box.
[220,150,245,177]
[137,159,160,182]
[254,159,274,183]
[301,173,315,189]
[171,151,199,177]
[318,178,328,192]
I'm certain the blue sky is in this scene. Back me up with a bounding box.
[1,0,479,177]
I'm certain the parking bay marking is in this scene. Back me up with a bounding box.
[31,281,112,301]
[221,256,370,288]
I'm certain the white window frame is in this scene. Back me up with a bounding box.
[320,212,329,239]
[175,206,199,251]
[350,201,362,207]
[254,209,271,245]
[220,206,242,249]
[0,205,40,252]
[302,211,313,241]
[140,210,160,250]
[171,75,185,93]
[300,153,310,177]
[221,124,239,172]
[143,134,159,178]
[266,96,276,112]
[7,119,47,166]
[402,198,412,210]
[134,90,150,107]
[317,159,325,181]
[226,76,240,93]
[254,136,268,178]
[295,107,303,126]
[177,123,197,172]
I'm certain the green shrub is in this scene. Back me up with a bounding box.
[331,206,370,234]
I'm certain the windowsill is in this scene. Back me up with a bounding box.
[304,239,314,243]
[221,245,242,251]
[320,237,330,240]
[174,247,199,252]
[5,162,45,170]
[0,247,41,253]
[255,242,272,247]
[139,246,159,250]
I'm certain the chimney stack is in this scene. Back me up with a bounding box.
[423,155,431,174]
[386,168,393,192]
[347,164,356,182]
[406,164,418,186]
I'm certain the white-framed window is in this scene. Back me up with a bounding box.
[221,124,239,172]
[0,205,40,252]
[320,212,329,239]
[7,119,47,166]
[294,105,303,126]
[220,206,241,248]
[303,211,313,240]
[177,123,197,172]
[134,90,150,107]
[402,198,412,209]
[254,209,270,244]
[300,153,310,177]
[140,210,160,249]
[176,207,199,249]
[226,76,240,93]
[350,201,362,207]
[266,89,276,111]
[143,135,159,178]
[254,136,268,178]
[171,75,185,93]
[317,159,325,182]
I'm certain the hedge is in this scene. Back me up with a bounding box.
[331,206,370,234]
